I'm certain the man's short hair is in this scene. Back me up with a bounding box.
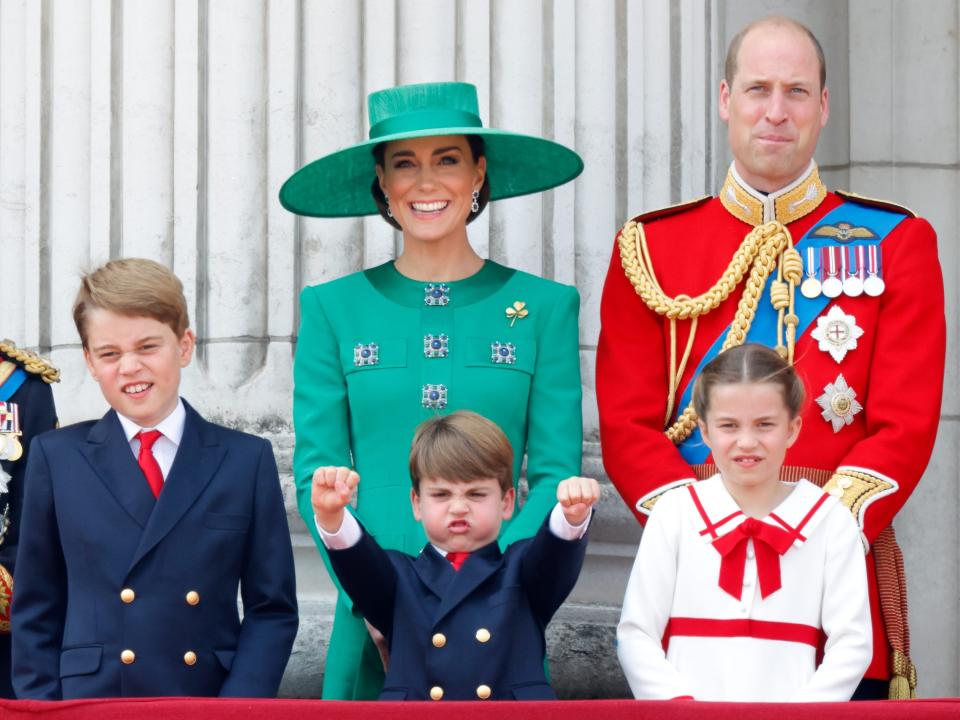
[409,411,514,495]
[73,258,190,347]
[724,16,826,91]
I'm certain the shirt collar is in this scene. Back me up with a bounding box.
[117,398,187,447]
[693,475,835,547]
[719,160,827,226]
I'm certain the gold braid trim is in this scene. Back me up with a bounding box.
[617,220,802,443]
[823,469,895,521]
[0,339,61,384]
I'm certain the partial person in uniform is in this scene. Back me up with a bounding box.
[0,340,59,698]
[12,259,298,699]
[311,411,599,701]
[281,82,584,699]
[598,16,945,699]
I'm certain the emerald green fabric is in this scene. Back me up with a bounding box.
[293,260,583,699]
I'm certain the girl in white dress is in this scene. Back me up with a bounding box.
[617,343,871,701]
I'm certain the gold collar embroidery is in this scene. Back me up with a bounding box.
[719,162,827,226]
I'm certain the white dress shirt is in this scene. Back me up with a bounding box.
[116,399,186,482]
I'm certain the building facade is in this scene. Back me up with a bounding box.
[2,0,958,697]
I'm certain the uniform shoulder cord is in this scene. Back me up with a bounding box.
[617,219,802,443]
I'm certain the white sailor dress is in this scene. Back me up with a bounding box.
[617,475,871,701]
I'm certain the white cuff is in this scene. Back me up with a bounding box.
[549,503,591,540]
[316,510,362,549]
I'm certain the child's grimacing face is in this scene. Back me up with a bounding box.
[699,381,802,496]
[83,309,195,429]
[411,476,515,553]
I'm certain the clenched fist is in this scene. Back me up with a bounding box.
[312,466,360,533]
[556,476,601,526]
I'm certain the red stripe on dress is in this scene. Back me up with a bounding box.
[661,617,822,651]
[767,512,805,543]
[767,490,830,543]
[687,485,742,540]
[794,491,830,534]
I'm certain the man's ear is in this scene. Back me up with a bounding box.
[718,79,732,122]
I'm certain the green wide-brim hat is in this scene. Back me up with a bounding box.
[279,82,584,218]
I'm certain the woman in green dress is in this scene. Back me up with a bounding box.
[280,82,584,700]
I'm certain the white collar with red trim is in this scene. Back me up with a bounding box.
[686,475,838,549]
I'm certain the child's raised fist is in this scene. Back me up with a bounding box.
[556,476,601,526]
[311,466,360,532]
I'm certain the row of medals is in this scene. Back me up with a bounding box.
[799,244,885,299]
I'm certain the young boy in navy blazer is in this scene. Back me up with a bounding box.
[12,258,298,699]
[312,410,600,701]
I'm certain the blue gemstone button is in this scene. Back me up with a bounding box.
[423,333,449,358]
[353,342,379,367]
[421,384,448,409]
[424,283,451,306]
[491,341,516,365]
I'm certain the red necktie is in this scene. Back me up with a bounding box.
[712,517,795,600]
[136,430,164,498]
[446,551,470,571]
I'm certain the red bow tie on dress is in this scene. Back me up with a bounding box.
[711,517,795,600]
[446,551,470,571]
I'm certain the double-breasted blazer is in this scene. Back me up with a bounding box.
[11,401,298,699]
[327,516,588,701]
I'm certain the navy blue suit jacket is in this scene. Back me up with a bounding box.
[328,516,588,701]
[11,401,298,699]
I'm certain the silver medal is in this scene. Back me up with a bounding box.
[821,246,843,298]
[842,246,863,297]
[800,246,822,298]
[863,245,885,297]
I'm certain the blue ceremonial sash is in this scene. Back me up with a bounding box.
[0,367,27,402]
[676,201,907,464]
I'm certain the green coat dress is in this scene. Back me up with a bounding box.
[293,260,582,699]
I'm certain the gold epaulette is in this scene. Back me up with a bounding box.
[625,195,712,228]
[0,339,60,384]
[836,190,917,219]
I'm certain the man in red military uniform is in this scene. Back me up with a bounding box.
[598,16,945,700]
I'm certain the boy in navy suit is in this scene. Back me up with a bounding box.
[12,258,298,699]
[312,410,599,701]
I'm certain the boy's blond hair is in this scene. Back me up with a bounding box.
[73,258,190,347]
[409,411,514,495]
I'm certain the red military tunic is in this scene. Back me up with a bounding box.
[597,162,946,684]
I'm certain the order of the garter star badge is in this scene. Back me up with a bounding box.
[811,306,864,363]
[816,374,863,432]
